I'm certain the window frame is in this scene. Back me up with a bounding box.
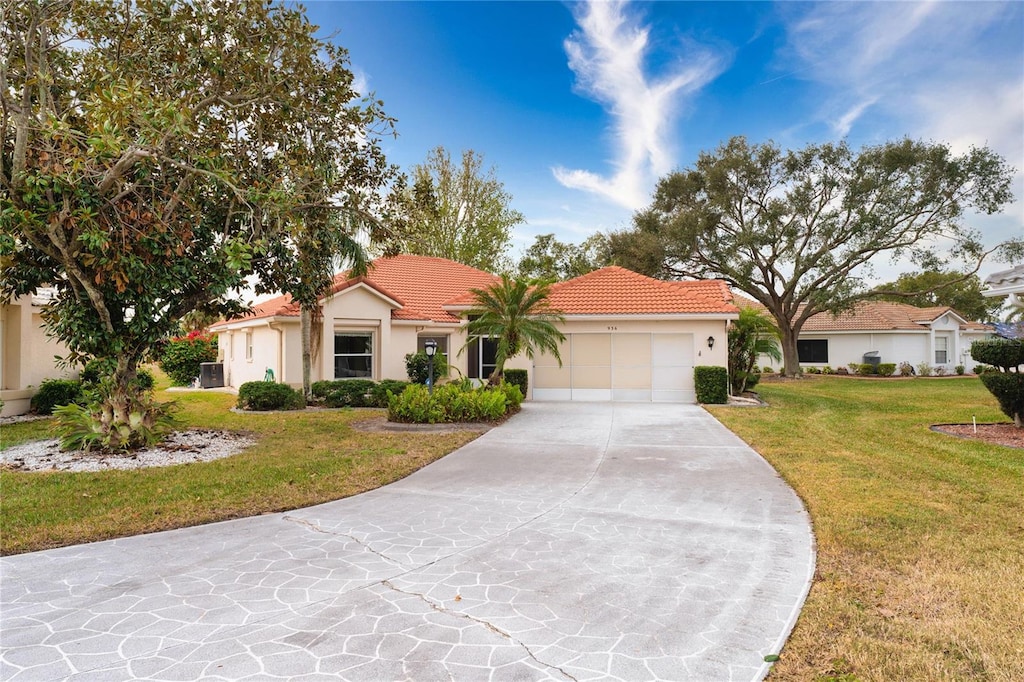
[935,336,949,365]
[796,339,829,364]
[467,335,499,380]
[334,331,375,380]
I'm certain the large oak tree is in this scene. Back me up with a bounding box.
[609,136,1020,375]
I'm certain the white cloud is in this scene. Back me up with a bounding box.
[351,67,369,98]
[553,0,725,210]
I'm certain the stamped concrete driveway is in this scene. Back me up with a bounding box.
[1,403,814,682]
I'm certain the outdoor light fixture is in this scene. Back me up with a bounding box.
[707,336,715,350]
[424,339,437,394]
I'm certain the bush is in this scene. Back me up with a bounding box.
[369,380,410,408]
[54,385,178,452]
[31,379,84,415]
[404,351,449,385]
[877,363,896,377]
[979,372,1024,427]
[744,372,761,389]
[323,379,376,408]
[804,366,821,375]
[955,365,965,376]
[159,332,218,386]
[917,362,933,377]
[503,369,528,397]
[237,382,305,411]
[898,361,916,377]
[835,366,849,375]
[387,381,521,423]
[694,366,728,404]
[762,366,774,374]
[971,339,1024,370]
[974,364,996,375]
[856,363,876,376]
[933,366,947,377]
[821,366,835,375]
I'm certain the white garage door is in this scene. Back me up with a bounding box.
[533,333,695,403]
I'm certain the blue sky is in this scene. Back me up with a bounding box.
[304,0,1024,281]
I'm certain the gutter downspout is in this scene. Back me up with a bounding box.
[267,321,284,383]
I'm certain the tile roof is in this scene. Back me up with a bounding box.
[733,295,989,332]
[211,254,497,328]
[544,266,739,315]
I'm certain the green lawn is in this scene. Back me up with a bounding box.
[0,388,480,555]
[708,377,1024,682]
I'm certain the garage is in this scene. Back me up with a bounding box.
[533,332,696,402]
[527,266,738,404]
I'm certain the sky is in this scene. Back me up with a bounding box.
[302,0,1024,283]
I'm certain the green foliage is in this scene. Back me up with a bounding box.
[516,233,608,282]
[854,363,874,376]
[31,379,85,415]
[728,307,781,394]
[53,381,178,452]
[404,351,450,385]
[82,358,153,390]
[396,147,523,272]
[387,381,521,423]
[464,275,566,383]
[609,135,1019,375]
[877,363,897,377]
[872,270,1002,322]
[822,366,835,375]
[370,380,411,408]
[804,366,822,374]
[237,382,306,411]
[503,369,529,397]
[955,365,966,375]
[158,333,218,386]
[978,372,1024,427]
[970,339,1024,370]
[323,379,376,408]
[694,366,728,404]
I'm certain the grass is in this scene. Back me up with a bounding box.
[0,381,481,555]
[708,377,1024,682]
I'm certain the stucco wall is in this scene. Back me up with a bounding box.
[1,298,75,416]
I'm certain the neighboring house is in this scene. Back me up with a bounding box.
[739,298,992,372]
[212,255,738,403]
[1,290,75,416]
[983,265,1024,314]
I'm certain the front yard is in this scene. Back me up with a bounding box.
[709,377,1023,681]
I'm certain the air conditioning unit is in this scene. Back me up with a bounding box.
[200,362,225,388]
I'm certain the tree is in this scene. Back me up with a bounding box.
[517,233,608,282]
[463,276,566,384]
[611,136,1020,376]
[872,270,1002,321]
[1,0,396,446]
[728,307,781,394]
[398,147,523,272]
[971,339,1024,428]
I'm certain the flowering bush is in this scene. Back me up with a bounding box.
[158,331,218,386]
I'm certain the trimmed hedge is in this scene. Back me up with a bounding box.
[971,339,1024,370]
[31,379,85,415]
[877,363,896,377]
[979,372,1024,426]
[694,366,728,404]
[387,381,523,424]
[503,369,528,397]
[311,379,411,408]
[237,382,305,411]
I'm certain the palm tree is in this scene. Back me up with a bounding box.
[729,307,782,394]
[463,275,566,384]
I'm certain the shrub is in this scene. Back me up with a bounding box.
[979,372,1024,427]
[744,372,761,389]
[933,366,947,377]
[856,363,876,376]
[971,339,1024,370]
[835,366,849,375]
[917,362,933,377]
[805,366,821,375]
[404,351,449,385]
[974,364,996,375]
[762,366,774,374]
[369,380,411,408]
[159,331,218,386]
[31,379,84,415]
[54,385,178,452]
[877,363,896,377]
[898,361,916,377]
[323,379,376,408]
[237,382,305,411]
[955,365,965,376]
[503,369,528,397]
[694,366,728,404]
[821,366,835,375]
[387,381,517,423]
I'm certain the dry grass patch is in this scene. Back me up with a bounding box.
[709,377,1024,681]
[1,388,480,555]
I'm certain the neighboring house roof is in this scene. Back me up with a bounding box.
[211,254,498,329]
[544,267,739,315]
[734,295,990,333]
[983,264,1024,298]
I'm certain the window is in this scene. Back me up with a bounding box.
[935,336,948,364]
[245,330,253,361]
[467,336,498,380]
[335,332,373,378]
[797,339,828,364]
[417,335,449,359]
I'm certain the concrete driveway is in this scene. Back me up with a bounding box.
[1,403,815,681]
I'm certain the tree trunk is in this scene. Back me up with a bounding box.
[301,305,312,400]
[779,323,801,377]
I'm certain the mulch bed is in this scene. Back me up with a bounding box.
[931,423,1024,449]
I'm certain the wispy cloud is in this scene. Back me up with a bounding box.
[553,0,725,210]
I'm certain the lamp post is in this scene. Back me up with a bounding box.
[424,340,437,395]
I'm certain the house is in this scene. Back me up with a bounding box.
[739,298,992,372]
[212,255,738,403]
[983,265,1024,313]
[1,290,75,416]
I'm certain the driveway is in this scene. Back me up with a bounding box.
[1,403,815,681]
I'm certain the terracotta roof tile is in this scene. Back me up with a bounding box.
[732,296,989,332]
[545,266,738,315]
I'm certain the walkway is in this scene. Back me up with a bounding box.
[1,403,815,681]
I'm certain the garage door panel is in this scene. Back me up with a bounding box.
[534,365,570,389]
[535,338,570,368]
[613,365,651,389]
[653,333,694,365]
[652,365,693,391]
[572,365,611,389]
[613,334,651,364]
[572,334,611,365]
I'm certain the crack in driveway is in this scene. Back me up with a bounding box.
[283,515,403,566]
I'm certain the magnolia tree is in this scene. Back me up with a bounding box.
[608,136,1021,376]
[1,0,398,447]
